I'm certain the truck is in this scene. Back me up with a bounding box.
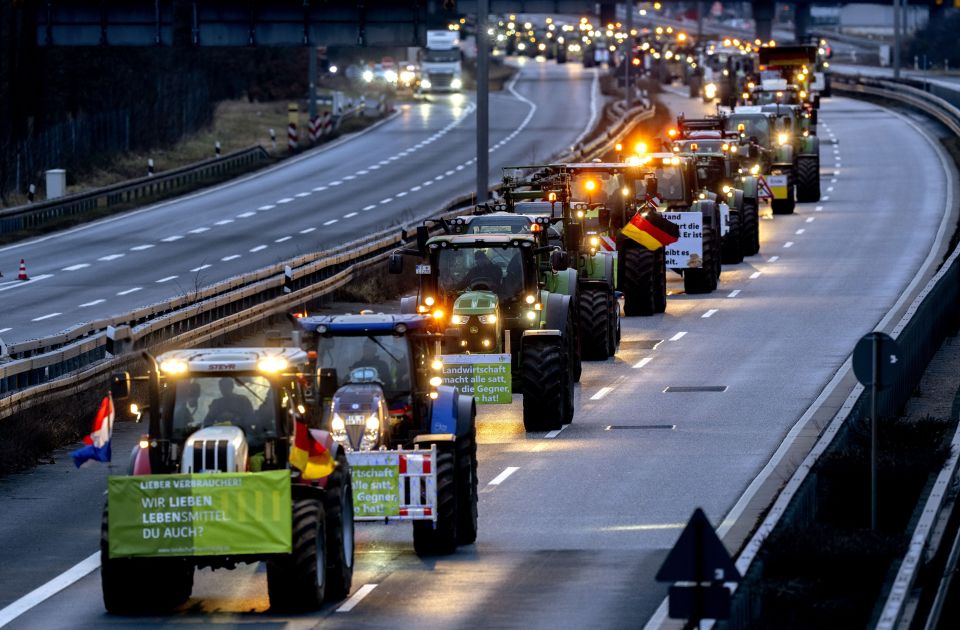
[420,30,463,93]
[294,313,479,556]
[102,348,354,613]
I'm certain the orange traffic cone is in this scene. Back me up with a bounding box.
[17,259,29,281]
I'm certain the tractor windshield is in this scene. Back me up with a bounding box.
[166,375,277,448]
[437,245,526,305]
[638,166,686,202]
[315,334,412,396]
[728,115,770,146]
[572,172,623,207]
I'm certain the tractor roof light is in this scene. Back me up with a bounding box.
[160,359,189,375]
[432,309,445,320]
[424,296,436,306]
[584,180,597,192]
[258,356,289,373]
[635,141,647,155]
[615,142,623,152]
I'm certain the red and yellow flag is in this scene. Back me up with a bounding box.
[621,211,680,251]
[290,419,335,480]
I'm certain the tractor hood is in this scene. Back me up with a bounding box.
[453,291,499,316]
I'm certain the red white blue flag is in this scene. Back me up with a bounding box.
[71,395,115,467]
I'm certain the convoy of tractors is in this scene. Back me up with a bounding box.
[95,34,825,614]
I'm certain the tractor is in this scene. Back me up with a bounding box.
[102,348,354,613]
[294,312,478,556]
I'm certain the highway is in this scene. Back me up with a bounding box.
[0,59,598,345]
[0,79,955,628]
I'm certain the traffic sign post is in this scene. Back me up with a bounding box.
[852,331,901,530]
[656,508,741,628]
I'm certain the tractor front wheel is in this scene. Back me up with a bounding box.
[267,498,327,611]
[413,444,458,555]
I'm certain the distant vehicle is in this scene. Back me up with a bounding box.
[420,30,463,92]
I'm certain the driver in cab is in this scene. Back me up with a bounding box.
[460,250,502,292]
[350,340,393,388]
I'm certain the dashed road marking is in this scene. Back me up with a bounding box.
[806,217,815,223]
[356,170,369,175]
[79,300,104,308]
[190,264,212,272]
[344,212,358,218]
[815,205,824,212]
[249,245,267,252]
[362,204,376,211]
[161,235,183,242]
[423,180,434,186]
[410,186,422,192]
[156,275,178,283]
[380,198,393,204]
[488,467,519,486]
[591,386,614,400]
[444,170,455,176]
[215,219,234,225]
[633,357,653,369]
[336,584,378,613]
[343,175,356,181]
[313,186,327,192]
[795,229,805,235]
[300,227,316,234]
[768,256,779,263]
[784,241,794,248]
[749,271,762,279]
[294,192,311,198]
[99,254,124,261]
[329,181,342,186]
[435,175,444,181]
[669,331,687,341]
[728,289,741,298]
[275,236,292,242]
[258,204,276,210]
[369,165,380,170]
[237,211,256,218]
[116,287,142,296]
[130,244,155,251]
[32,312,62,321]
[702,309,718,318]
[827,187,834,193]
[0,327,11,333]
[396,191,407,198]
[188,227,210,234]
[323,219,338,226]
[62,263,90,271]
[221,254,241,261]
[277,197,294,204]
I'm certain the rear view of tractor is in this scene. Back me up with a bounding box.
[390,228,577,432]
[101,348,354,613]
[296,313,479,556]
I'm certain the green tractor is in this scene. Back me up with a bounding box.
[390,227,577,432]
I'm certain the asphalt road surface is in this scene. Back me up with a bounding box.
[0,58,599,345]
[0,88,955,628]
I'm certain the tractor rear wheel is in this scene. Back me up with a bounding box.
[323,452,354,602]
[683,223,719,294]
[578,287,612,360]
[620,239,656,316]
[741,199,760,256]
[267,498,327,611]
[652,247,667,313]
[796,155,821,202]
[456,425,479,545]
[521,337,567,431]
[721,210,744,264]
[413,444,458,555]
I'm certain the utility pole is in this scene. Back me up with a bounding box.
[624,1,633,109]
[308,45,318,120]
[893,0,901,79]
[476,0,489,202]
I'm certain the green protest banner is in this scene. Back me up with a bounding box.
[347,452,400,519]
[440,353,512,404]
[107,470,291,558]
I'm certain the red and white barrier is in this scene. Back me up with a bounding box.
[287,122,298,152]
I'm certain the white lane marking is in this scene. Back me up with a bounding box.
[380,198,393,204]
[834,170,841,176]
[156,275,178,283]
[237,211,256,218]
[784,241,794,248]
[728,289,741,298]
[455,164,465,171]
[344,212,358,218]
[423,180,433,186]
[188,227,210,234]
[249,245,267,253]
[368,164,380,170]
[258,204,276,210]
[275,236,292,242]
[313,186,328,192]
[795,228,806,235]
[362,204,376,211]
[31,312,62,321]
[434,175,444,181]
[324,219,338,226]
[0,327,11,333]
[190,264,212,272]
[343,175,356,181]
[0,274,54,293]
[215,219,234,225]
[221,255,241,261]
[356,170,369,175]
[161,235,183,242]
[0,551,100,628]
[388,156,399,161]
[410,186,422,192]
[336,583,379,613]
[79,299,105,308]
[300,227,316,234]
[633,357,653,369]
[545,425,569,439]
[827,187,834,193]
[749,271,762,279]
[488,467,519,486]
[130,244,154,251]
[277,197,294,204]
[702,309,718,318]
[98,254,124,261]
[822,196,831,201]
[815,205,824,212]
[831,178,837,183]
[62,263,90,271]
[768,256,780,263]
[329,181,343,186]
[806,217,815,223]
[116,287,142,296]
[377,160,389,166]
[444,170,455,176]
[591,386,614,400]
[396,191,407,198]
[669,331,687,341]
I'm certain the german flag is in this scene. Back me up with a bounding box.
[621,210,680,251]
[290,419,335,480]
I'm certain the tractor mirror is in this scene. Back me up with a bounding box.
[416,225,430,254]
[550,249,569,271]
[646,176,658,198]
[566,222,583,248]
[598,208,611,226]
[388,252,404,274]
[110,372,132,400]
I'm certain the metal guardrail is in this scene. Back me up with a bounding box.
[719,74,960,629]
[0,98,654,414]
[0,146,271,235]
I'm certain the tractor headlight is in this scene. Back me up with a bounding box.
[424,296,435,306]
[721,185,731,194]
[750,164,760,175]
[525,310,537,321]
[365,414,380,432]
[362,70,374,83]
[420,78,432,89]
[777,132,789,146]
[478,314,497,324]
[525,294,536,305]
[331,414,346,433]
[589,236,600,247]
[429,376,443,387]
[704,83,717,99]
[451,314,469,325]
[451,77,463,89]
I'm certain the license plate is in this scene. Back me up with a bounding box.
[346,415,366,425]
[416,264,432,275]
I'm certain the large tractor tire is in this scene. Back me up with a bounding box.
[652,247,668,314]
[620,240,656,316]
[721,210,744,265]
[323,453,354,602]
[578,287,613,360]
[741,198,760,256]
[456,426,479,546]
[521,337,567,431]
[413,443,458,555]
[101,505,194,614]
[683,222,720,294]
[795,155,821,203]
[267,498,327,611]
